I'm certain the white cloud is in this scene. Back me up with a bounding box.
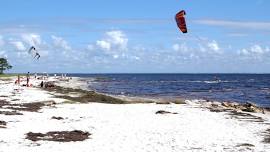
[106,30,128,50]
[22,33,41,46]
[250,45,266,54]
[87,44,95,51]
[113,54,119,59]
[198,44,207,52]
[238,44,270,59]
[132,56,140,60]
[172,39,222,59]
[96,40,111,51]
[10,41,26,51]
[172,43,189,53]
[0,37,7,58]
[96,30,128,51]
[85,30,129,60]
[238,48,249,56]
[194,19,270,31]
[51,35,71,50]
[0,51,5,56]
[207,40,221,53]
[172,44,180,51]
[0,36,5,47]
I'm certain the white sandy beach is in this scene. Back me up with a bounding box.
[0,76,270,152]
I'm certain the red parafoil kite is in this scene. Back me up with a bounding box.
[175,10,187,33]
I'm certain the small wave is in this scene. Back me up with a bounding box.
[204,81,221,84]
[187,81,204,83]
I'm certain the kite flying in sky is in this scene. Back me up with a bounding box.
[175,10,187,33]
[28,46,40,60]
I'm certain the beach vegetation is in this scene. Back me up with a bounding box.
[0,58,12,74]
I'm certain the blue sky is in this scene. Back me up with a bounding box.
[0,0,269,73]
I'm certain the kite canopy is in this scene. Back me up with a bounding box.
[175,10,187,33]
[28,46,35,54]
[28,46,40,60]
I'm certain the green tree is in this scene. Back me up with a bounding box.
[0,58,12,74]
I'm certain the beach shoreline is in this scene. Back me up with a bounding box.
[0,76,270,151]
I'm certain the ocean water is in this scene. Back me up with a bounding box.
[69,74,270,107]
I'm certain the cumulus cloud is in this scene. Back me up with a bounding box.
[96,30,128,51]
[113,54,119,59]
[0,36,5,47]
[51,35,71,50]
[1,25,269,73]
[207,40,221,53]
[86,30,129,60]
[172,44,180,51]
[238,45,269,55]
[96,40,111,51]
[239,48,249,56]
[172,43,189,53]
[22,33,41,46]
[107,30,128,49]
[0,52,8,58]
[10,41,26,51]
[172,39,222,60]
[87,44,94,51]
[238,44,270,60]
[0,36,7,58]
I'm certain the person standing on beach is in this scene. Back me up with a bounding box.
[26,72,30,87]
[17,74,20,85]
[15,74,20,85]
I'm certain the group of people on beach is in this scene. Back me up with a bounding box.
[15,72,31,87]
[14,72,70,88]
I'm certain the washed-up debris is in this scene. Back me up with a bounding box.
[0,120,6,128]
[0,100,56,115]
[51,116,64,120]
[26,130,91,142]
[156,110,178,115]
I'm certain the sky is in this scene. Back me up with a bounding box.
[0,0,269,73]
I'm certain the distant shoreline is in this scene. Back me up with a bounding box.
[4,73,270,75]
